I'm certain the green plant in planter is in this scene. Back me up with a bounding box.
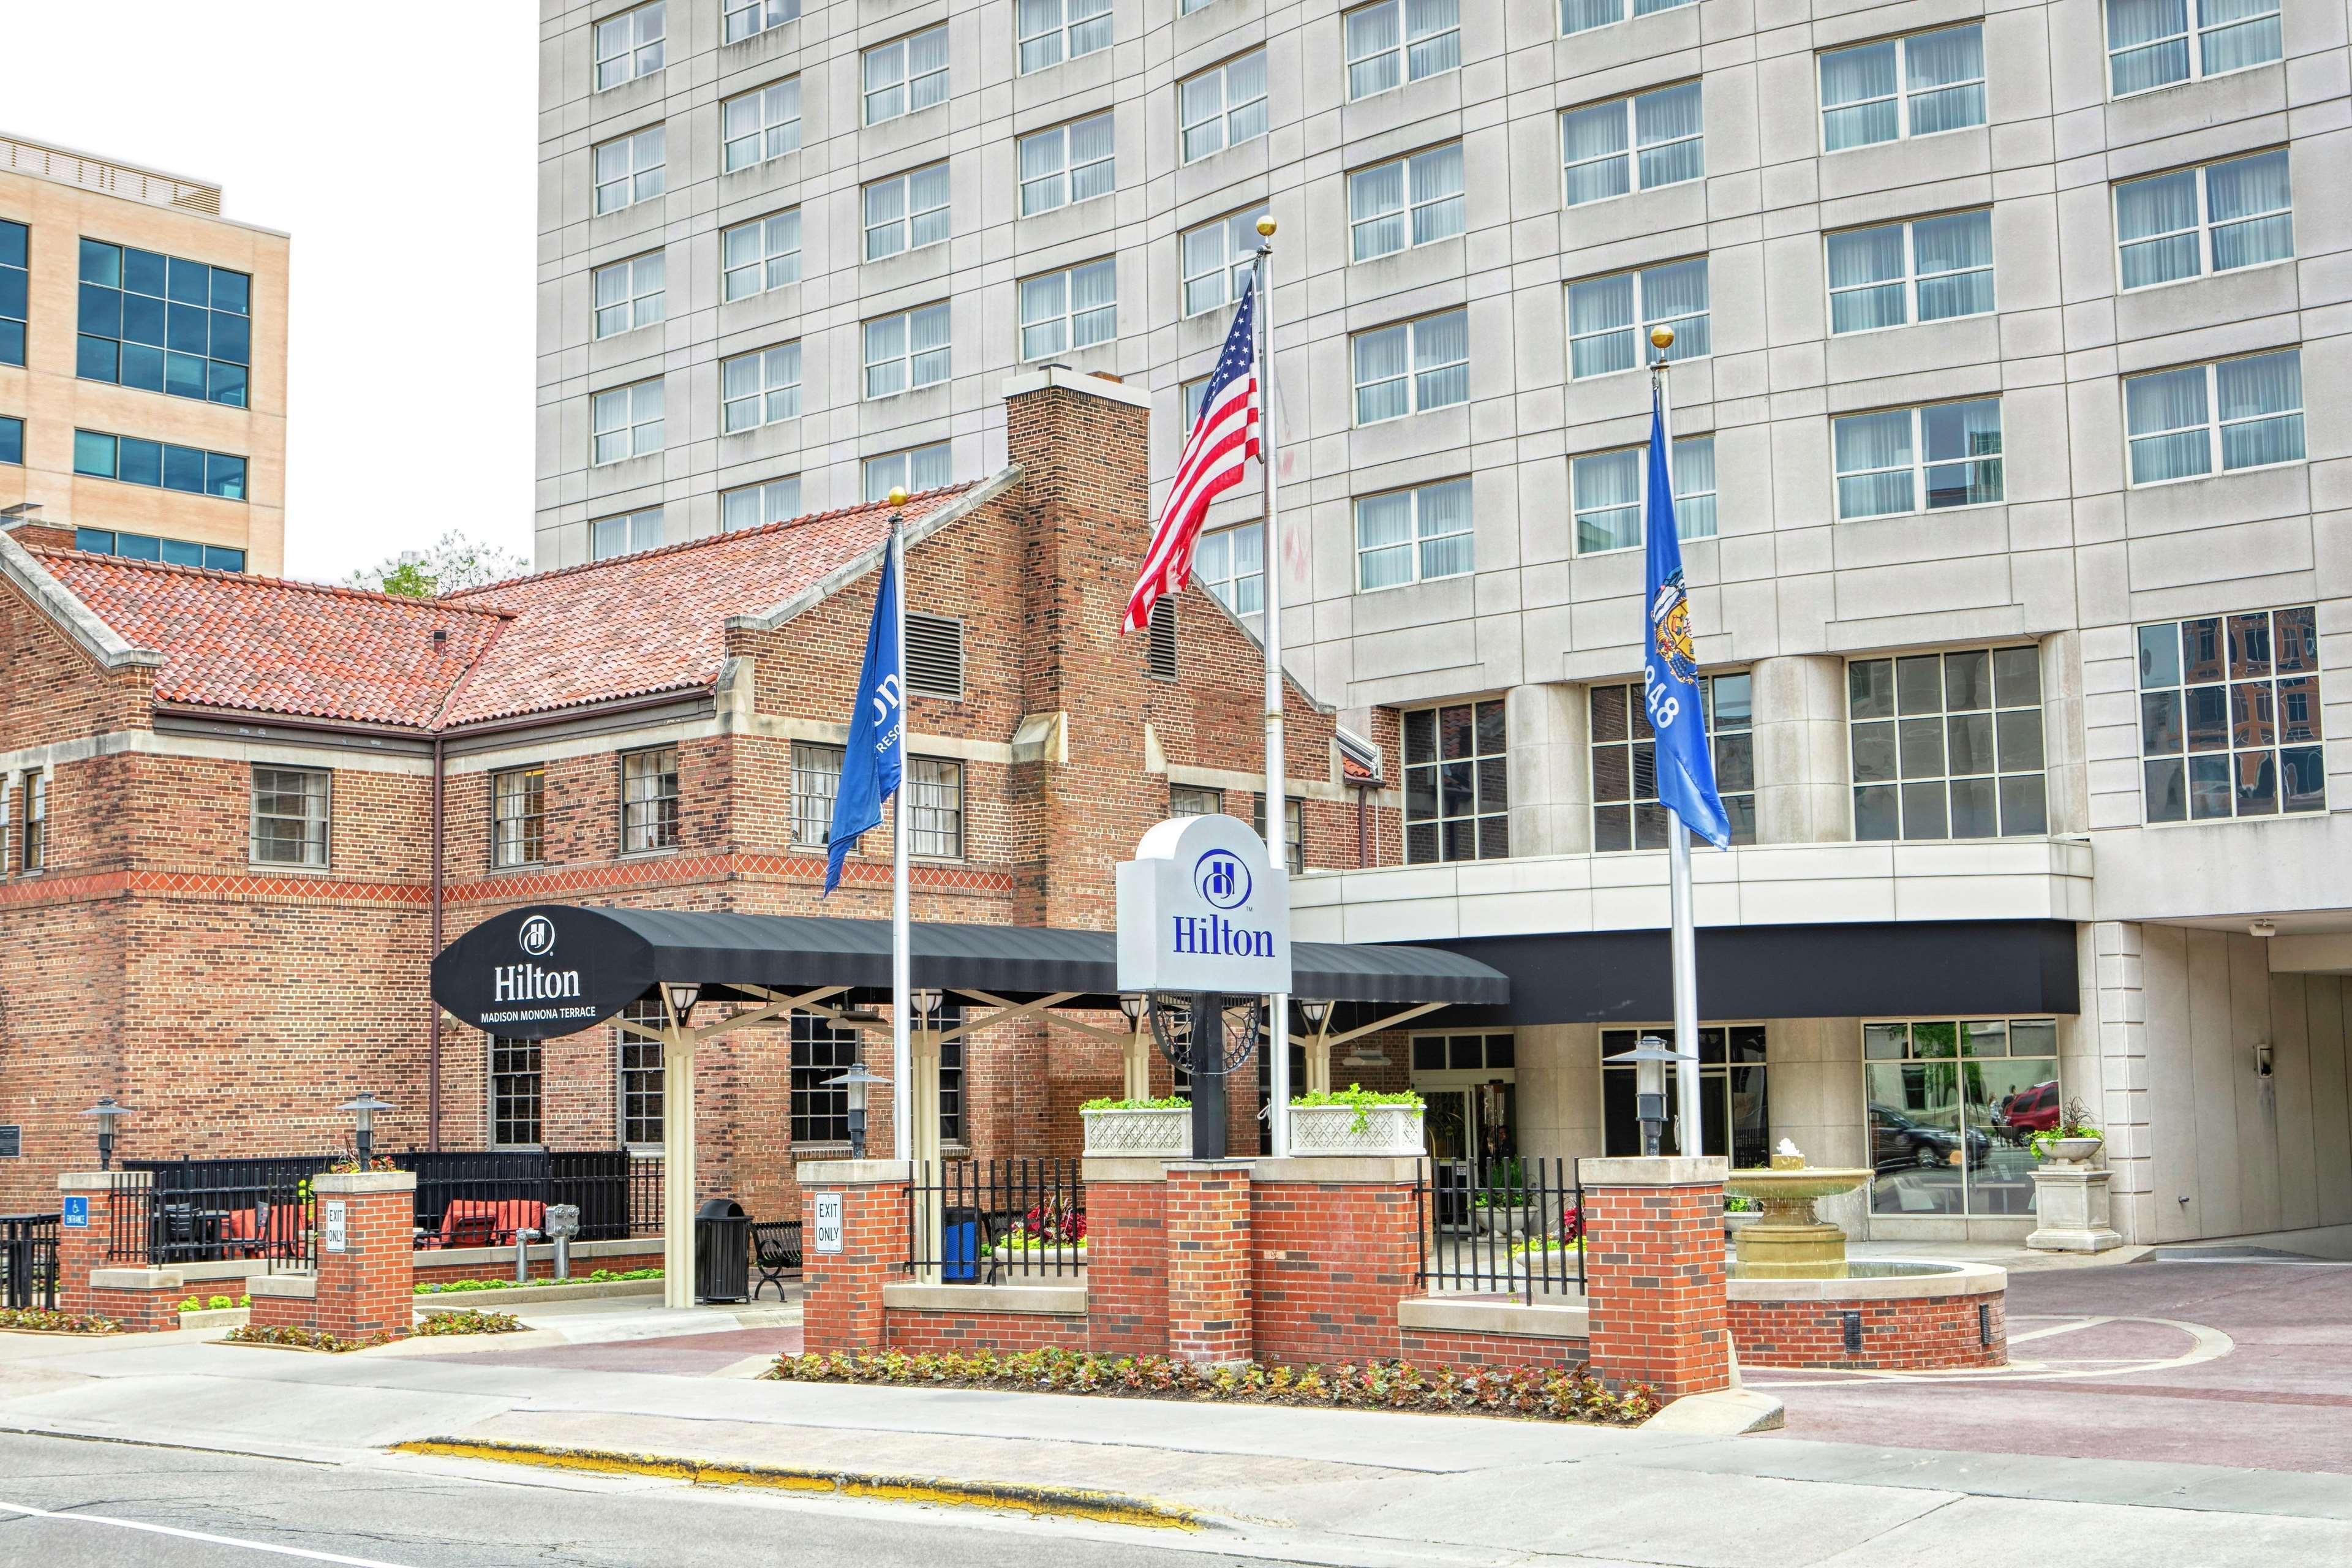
[2030,1098,2102,1158]
[1289,1084,1424,1134]
[1079,1095,1191,1111]
[208,1294,236,1310]
[1724,1195,1760,1214]
[178,1296,200,1312]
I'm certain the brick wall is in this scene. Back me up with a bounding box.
[1730,1292,2006,1371]
[1082,1175,1167,1357]
[306,1175,417,1341]
[1398,1328,1593,1372]
[86,1279,184,1332]
[797,1164,908,1354]
[1580,1161,1733,1398]
[1164,1161,1253,1363]
[1250,1174,1420,1367]
[884,1305,1088,1354]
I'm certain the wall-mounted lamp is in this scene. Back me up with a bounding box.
[662,982,701,1026]
[2253,1041,2274,1079]
[1118,993,1147,1031]
[1298,999,1333,1033]
[909,989,943,1019]
[2249,919,2277,939]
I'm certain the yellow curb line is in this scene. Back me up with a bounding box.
[388,1439,1204,1531]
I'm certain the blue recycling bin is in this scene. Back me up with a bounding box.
[943,1207,979,1283]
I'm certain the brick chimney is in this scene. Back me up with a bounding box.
[0,503,78,554]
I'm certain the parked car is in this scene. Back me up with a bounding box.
[1994,1080,2062,1141]
[1868,1104,1988,1172]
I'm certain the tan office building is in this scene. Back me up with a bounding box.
[0,133,287,576]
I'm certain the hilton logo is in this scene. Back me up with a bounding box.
[1194,848,1251,910]
[518,916,556,957]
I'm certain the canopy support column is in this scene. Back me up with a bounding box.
[662,1017,696,1311]
[909,1012,943,1281]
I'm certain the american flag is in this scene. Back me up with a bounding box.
[1123,279,1259,634]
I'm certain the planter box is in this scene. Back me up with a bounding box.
[1287,1103,1425,1157]
[1082,1106,1192,1158]
[178,1307,251,1332]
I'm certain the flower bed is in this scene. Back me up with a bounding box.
[411,1308,525,1337]
[221,1324,396,1354]
[0,1308,121,1336]
[767,1348,1658,1425]
[416,1267,661,1296]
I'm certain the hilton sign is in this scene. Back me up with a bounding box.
[431,905,658,1040]
[1115,813,1289,995]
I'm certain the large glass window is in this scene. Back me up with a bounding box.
[1251,795,1306,873]
[76,239,251,406]
[1561,82,1702,206]
[1357,477,1472,589]
[492,766,545,868]
[1344,0,1460,99]
[251,766,329,866]
[723,476,802,532]
[1602,1026,1768,1166]
[1348,144,1464,262]
[622,746,680,852]
[18,770,45,875]
[592,252,664,338]
[1193,522,1262,616]
[1170,783,1222,816]
[1562,0,1694,36]
[793,742,843,846]
[0,417,20,467]
[937,1002,967,1147]
[1833,399,2002,519]
[908,758,964,858]
[864,164,951,260]
[595,1,665,89]
[1403,699,1506,862]
[864,303,951,398]
[1017,0,1110,74]
[593,125,666,214]
[1352,310,1467,424]
[1849,647,2045,840]
[722,342,801,432]
[865,443,952,500]
[1019,114,1115,217]
[791,1012,861,1144]
[2116,151,2291,290]
[2106,0,2279,98]
[73,430,246,500]
[618,1001,664,1148]
[1179,51,1267,163]
[725,0,798,45]
[2125,350,2302,485]
[1180,206,1267,317]
[1571,434,1715,554]
[591,507,663,560]
[0,219,25,366]
[70,528,241,570]
[722,78,801,172]
[491,1038,543,1148]
[1866,1019,2058,1216]
[1021,260,1117,360]
[2137,606,2322,821]
[722,209,801,301]
[1818,25,1985,151]
[1591,673,1754,850]
[864,26,949,125]
[1826,210,1994,333]
[591,379,663,464]
[1567,258,1708,379]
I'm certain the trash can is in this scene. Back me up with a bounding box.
[941,1205,981,1284]
[694,1197,750,1303]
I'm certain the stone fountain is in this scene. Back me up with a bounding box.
[1722,1140,1872,1279]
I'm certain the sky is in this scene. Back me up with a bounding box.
[9,4,540,584]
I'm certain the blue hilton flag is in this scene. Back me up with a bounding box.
[1642,387,1732,850]
[824,545,905,895]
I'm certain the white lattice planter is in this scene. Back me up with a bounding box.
[1286,1104,1425,1156]
[1082,1106,1193,1158]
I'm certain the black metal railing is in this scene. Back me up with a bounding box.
[1,1213,59,1311]
[401,1149,660,1248]
[628,1153,663,1239]
[117,1157,331,1270]
[1417,1156,1585,1304]
[907,1159,1086,1284]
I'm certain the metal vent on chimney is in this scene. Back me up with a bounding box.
[905,612,965,699]
[1147,598,1178,681]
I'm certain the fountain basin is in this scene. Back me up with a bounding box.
[1722,1166,1872,1279]
[1727,1259,2008,1371]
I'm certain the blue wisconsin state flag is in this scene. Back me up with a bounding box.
[1642,389,1732,850]
[824,546,905,894]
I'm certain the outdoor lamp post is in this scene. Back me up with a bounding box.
[338,1091,395,1169]
[662,982,701,1026]
[80,1096,131,1171]
[1602,1038,1681,1156]
[823,1063,891,1159]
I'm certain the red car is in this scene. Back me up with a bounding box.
[1998,1081,2062,1138]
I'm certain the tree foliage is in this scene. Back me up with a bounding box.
[350,530,528,597]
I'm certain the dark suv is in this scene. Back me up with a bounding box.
[1869,1104,1989,1172]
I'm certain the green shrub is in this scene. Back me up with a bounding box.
[412,1309,524,1337]
[413,1266,662,1295]
[1079,1096,1190,1111]
[1289,1084,1425,1133]
[222,1324,389,1353]
[2,1308,121,1335]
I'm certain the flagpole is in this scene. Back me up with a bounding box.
[1253,217,1290,1159]
[1651,328,1704,1155]
[888,500,913,1164]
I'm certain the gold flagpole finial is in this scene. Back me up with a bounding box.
[886,486,909,508]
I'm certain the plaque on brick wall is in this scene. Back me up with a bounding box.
[323,1200,347,1254]
[813,1194,843,1254]
[431,903,660,1041]
[0,1125,18,1158]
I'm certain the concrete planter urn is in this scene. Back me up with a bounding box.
[1080,1106,1192,1158]
[1286,1104,1425,1157]
[1473,1200,1538,1238]
[2041,1135,2104,1165]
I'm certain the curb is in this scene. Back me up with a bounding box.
[388,1438,1205,1530]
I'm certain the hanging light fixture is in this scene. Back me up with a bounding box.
[662,982,701,1025]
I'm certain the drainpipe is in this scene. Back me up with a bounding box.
[1355,785,1369,867]
[429,732,445,1151]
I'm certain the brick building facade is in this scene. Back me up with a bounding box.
[0,370,1400,1217]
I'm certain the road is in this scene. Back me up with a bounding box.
[0,1431,1305,1568]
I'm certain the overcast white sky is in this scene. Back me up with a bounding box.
[10,4,540,584]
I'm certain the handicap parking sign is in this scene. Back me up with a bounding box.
[61,1195,89,1229]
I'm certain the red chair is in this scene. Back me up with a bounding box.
[435,1199,546,1248]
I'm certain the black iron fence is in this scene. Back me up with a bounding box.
[907,1159,1086,1284]
[1417,1156,1585,1304]
[1,1213,59,1311]
[404,1150,654,1248]
[116,1157,328,1271]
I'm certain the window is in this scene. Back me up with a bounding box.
[2125,350,2302,486]
[1344,0,1460,99]
[1179,51,1267,163]
[725,0,799,45]
[907,758,963,858]
[723,477,801,531]
[1357,477,1471,589]
[490,1038,543,1148]
[592,252,664,338]
[1148,598,1179,679]
[793,742,844,846]
[1018,0,1110,73]
[791,1012,861,1144]
[1590,674,1754,850]
[1170,784,1222,816]
[1403,700,1506,863]
[937,1002,967,1147]
[1180,206,1267,317]
[593,125,666,214]
[864,303,951,398]
[1819,25,1985,151]
[1194,522,1262,615]
[595,1,665,89]
[1849,647,2046,841]
[1348,144,1464,262]
[251,766,328,865]
[18,771,44,875]
[1601,1026,1768,1164]
[1020,260,1117,360]
[72,431,247,500]
[622,746,680,852]
[1571,435,1716,554]
[0,219,24,366]
[1561,83,1702,206]
[592,507,663,559]
[1567,258,1708,379]
[0,417,23,467]
[2107,0,2279,98]
[2137,606,2322,821]
[1864,1018,2059,1217]
[1826,210,1994,333]
[618,1001,665,1147]
[864,26,949,124]
[865,443,952,500]
[906,613,965,698]
[592,379,664,463]
[2116,151,2291,290]
[1562,0,1695,37]
[863,164,951,260]
[1019,114,1115,217]
[722,342,801,432]
[722,78,801,172]
[1834,399,2003,519]
[72,529,245,571]
[723,210,802,301]
[1251,794,1305,873]
[75,239,251,406]
[1352,310,1466,424]
[492,766,545,868]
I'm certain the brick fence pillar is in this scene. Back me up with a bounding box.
[1081,1158,1169,1357]
[1165,1160,1252,1365]
[55,1170,142,1317]
[1250,1156,1424,1368]
[1581,1155,1732,1400]
[309,1171,417,1341]
[797,1159,910,1354]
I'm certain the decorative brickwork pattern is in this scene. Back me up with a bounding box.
[1581,1169,1733,1398]
[798,1166,910,1354]
[1082,1177,1167,1357]
[1399,1327,1592,1372]
[1731,1292,2006,1371]
[885,1306,1088,1354]
[1251,1177,1420,1366]
[1164,1161,1253,1364]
